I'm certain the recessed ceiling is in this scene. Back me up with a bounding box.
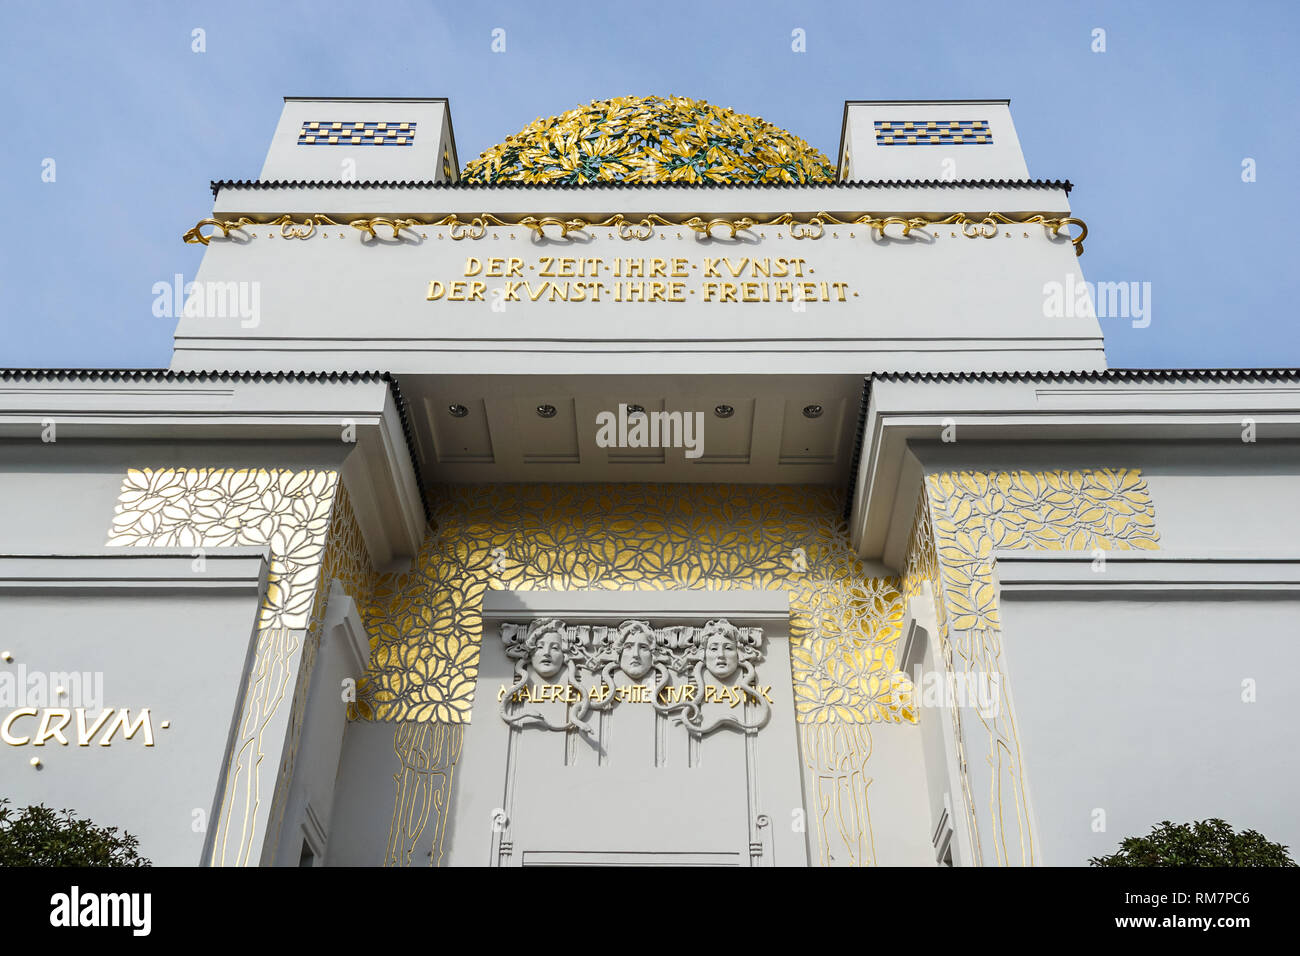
[400,373,861,485]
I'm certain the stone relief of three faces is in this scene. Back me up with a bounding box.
[523,618,746,683]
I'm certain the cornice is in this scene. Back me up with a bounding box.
[0,367,430,528]
[210,177,1073,198]
[846,368,1300,564]
[995,550,1300,594]
[0,368,391,384]
[842,378,871,523]
[865,368,1300,384]
[0,549,269,593]
[183,209,1088,254]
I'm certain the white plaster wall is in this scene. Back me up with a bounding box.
[260,99,452,183]
[275,589,367,867]
[843,101,1030,181]
[859,723,937,866]
[448,590,806,867]
[998,593,1300,865]
[171,212,1102,374]
[0,570,265,866]
[903,440,1300,866]
[325,718,408,866]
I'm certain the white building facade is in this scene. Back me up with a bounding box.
[1,96,1297,867]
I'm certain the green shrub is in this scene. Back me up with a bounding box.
[1091,818,1296,867]
[0,797,150,867]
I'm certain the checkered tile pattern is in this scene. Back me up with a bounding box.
[874,119,991,146]
[297,121,416,146]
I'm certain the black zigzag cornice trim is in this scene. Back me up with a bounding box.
[209,177,1074,198]
[379,373,430,524]
[0,368,393,383]
[866,368,1300,384]
[842,377,873,524]
[0,368,430,522]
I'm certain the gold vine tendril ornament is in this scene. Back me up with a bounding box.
[461,94,838,185]
[182,213,343,245]
[183,211,1087,255]
[350,217,423,239]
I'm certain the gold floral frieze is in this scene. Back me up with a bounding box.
[904,468,1160,867]
[354,484,912,727]
[800,722,877,867]
[182,210,1086,254]
[385,722,463,867]
[105,467,359,866]
[106,467,339,631]
[928,468,1159,631]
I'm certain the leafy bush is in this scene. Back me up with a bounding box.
[0,798,150,867]
[1091,818,1296,867]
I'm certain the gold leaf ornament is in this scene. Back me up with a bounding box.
[461,95,836,185]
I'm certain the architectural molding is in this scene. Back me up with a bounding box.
[320,580,371,677]
[210,183,1074,218]
[0,371,427,561]
[0,549,268,593]
[211,177,1074,198]
[183,210,1087,255]
[850,371,1300,564]
[995,549,1300,594]
[482,588,791,628]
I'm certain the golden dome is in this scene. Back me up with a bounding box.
[462,94,836,185]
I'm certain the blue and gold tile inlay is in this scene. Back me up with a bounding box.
[874,120,991,146]
[297,121,417,146]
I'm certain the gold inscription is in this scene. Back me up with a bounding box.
[1,707,158,747]
[495,684,775,707]
[426,256,852,305]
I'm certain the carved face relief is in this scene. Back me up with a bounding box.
[619,631,655,680]
[530,631,566,680]
[704,631,740,680]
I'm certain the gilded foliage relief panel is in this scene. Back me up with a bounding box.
[355,483,913,727]
[928,469,1159,632]
[105,467,358,866]
[799,722,877,866]
[106,468,340,631]
[906,468,1160,867]
[263,483,376,860]
[462,94,836,185]
[385,722,464,868]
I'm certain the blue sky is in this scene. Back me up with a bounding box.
[1,0,1297,369]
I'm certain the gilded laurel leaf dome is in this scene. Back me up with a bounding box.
[461,94,837,185]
